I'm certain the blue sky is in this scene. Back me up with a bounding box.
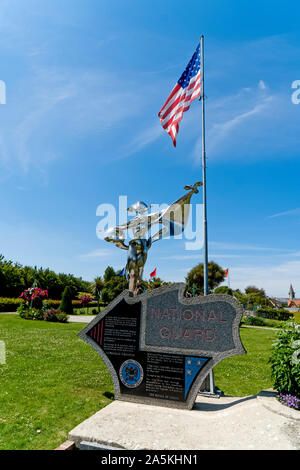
[0,0,300,297]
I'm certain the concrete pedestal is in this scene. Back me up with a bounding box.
[68,391,300,450]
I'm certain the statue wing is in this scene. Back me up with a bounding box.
[150,182,202,243]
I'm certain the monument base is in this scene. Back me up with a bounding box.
[198,370,222,398]
[67,390,298,450]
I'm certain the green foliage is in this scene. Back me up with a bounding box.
[43,308,69,323]
[92,276,105,312]
[59,286,74,315]
[242,315,287,329]
[269,323,300,396]
[103,266,116,283]
[257,308,293,322]
[146,277,170,291]
[101,276,126,304]
[17,304,45,321]
[245,285,266,296]
[0,297,23,312]
[233,289,271,310]
[214,286,233,296]
[244,315,269,327]
[185,261,225,294]
[0,254,91,299]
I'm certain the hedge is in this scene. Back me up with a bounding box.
[256,308,293,322]
[0,297,23,312]
[0,297,100,312]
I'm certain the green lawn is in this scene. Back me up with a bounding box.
[214,326,276,396]
[0,315,277,450]
[0,314,114,450]
[293,311,300,323]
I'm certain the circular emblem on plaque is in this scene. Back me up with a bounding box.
[119,359,144,388]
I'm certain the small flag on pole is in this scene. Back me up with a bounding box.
[116,267,126,277]
[224,268,229,278]
[158,43,201,147]
[150,268,157,278]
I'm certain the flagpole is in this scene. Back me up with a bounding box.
[200,35,208,296]
[199,35,217,397]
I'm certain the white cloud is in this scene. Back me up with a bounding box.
[208,241,290,252]
[228,259,300,297]
[115,120,163,160]
[193,88,275,161]
[79,248,114,259]
[268,208,300,219]
[258,80,267,90]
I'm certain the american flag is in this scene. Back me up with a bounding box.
[158,43,202,147]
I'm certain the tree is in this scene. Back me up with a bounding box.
[185,261,225,295]
[59,286,73,315]
[0,254,92,299]
[146,277,170,291]
[101,276,125,304]
[104,266,116,284]
[214,286,233,296]
[92,276,105,312]
[245,286,266,297]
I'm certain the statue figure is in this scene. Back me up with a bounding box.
[103,182,202,295]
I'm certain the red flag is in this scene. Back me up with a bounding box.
[224,268,229,278]
[150,268,157,278]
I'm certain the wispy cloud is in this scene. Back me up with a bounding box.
[193,82,276,161]
[115,121,163,160]
[268,208,300,219]
[208,241,290,252]
[78,248,114,259]
[162,253,243,261]
[0,66,149,175]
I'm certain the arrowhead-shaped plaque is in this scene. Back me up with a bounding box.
[78,283,246,409]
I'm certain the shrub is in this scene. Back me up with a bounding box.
[46,299,87,309]
[244,316,266,327]
[0,297,90,312]
[43,308,68,323]
[17,304,44,320]
[17,303,32,319]
[59,286,74,315]
[0,297,23,312]
[256,308,293,322]
[269,322,300,397]
[55,313,68,323]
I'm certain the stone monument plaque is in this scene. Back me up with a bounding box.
[78,283,246,409]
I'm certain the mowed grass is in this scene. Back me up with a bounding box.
[0,315,277,450]
[214,326,276,396]
[292,311,300,323]
[0,314,114,450]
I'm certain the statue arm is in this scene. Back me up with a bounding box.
[104,237,129,250]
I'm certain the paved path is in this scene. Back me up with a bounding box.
[68,315,95,323]
[0,312,95,323]
[68,390,300,450]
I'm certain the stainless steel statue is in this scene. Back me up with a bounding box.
[103,182,202,295]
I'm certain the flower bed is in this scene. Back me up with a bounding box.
[17,287,68,323]
[278,393,299,411]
